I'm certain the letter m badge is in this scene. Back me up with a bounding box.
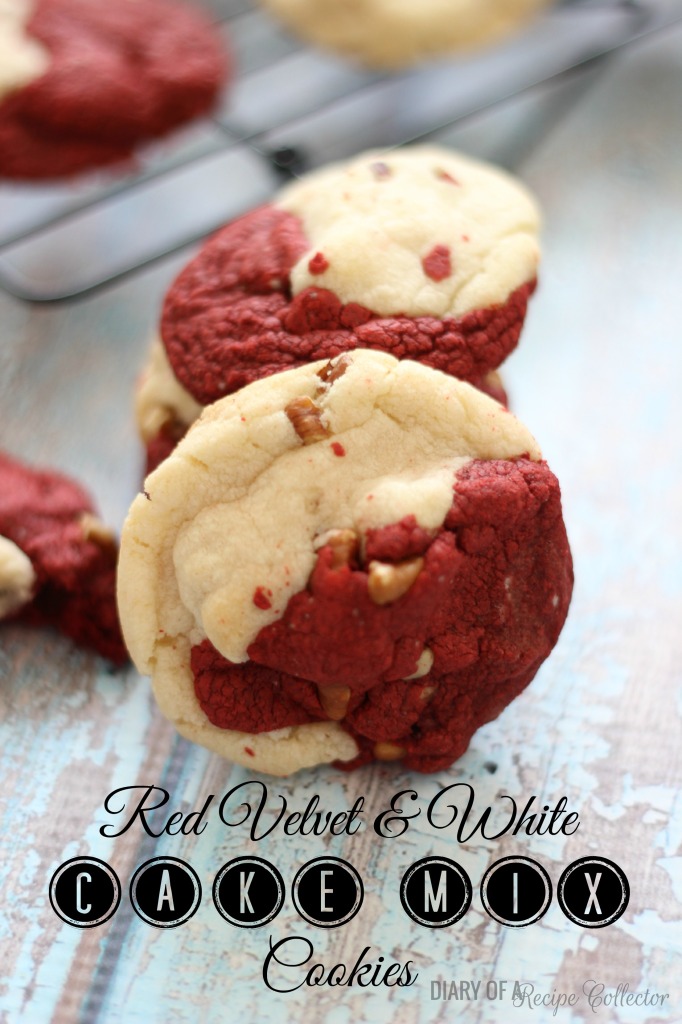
[424,870,448,912]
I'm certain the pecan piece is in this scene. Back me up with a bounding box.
[374,741,405,761]
[316,353,352,388]
[367,556,424,605]
[0,536,36,618]
[318,683,351,720]
[79,513,117,559]
[318,528,358,569]
[285,396,330,444]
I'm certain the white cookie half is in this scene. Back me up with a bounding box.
[0,534,36,618]
[119,349,541,775]
[0,0,49,102]
[278,146,540,319]
[261,0,553,69]
[135,336,202,443]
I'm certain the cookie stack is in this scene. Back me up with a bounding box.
[119,145,573,776]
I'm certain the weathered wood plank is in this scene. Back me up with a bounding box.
[1,18,681,1024]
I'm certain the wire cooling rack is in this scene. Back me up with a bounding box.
[0,0,678,302]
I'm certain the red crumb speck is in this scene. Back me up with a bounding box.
[461,234,470,242]
[308,252,329,275]
[253,586,272,610]
[331,442,346,457]
[370,161,391,179]
[244,747,255,757]
[422,245,452,282]
[435,168,460,185]
[240,415,246,422]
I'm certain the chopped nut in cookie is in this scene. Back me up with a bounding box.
[285,396,330,444]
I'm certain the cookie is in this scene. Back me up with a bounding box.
[118,350,573,775]
[136,336,509,474]
[0,451,127,663]
[0,0,227,179]
[260,0,553,69]
[148,146,537,465]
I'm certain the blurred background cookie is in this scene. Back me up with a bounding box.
[0,450,127,663]
[260,0,554,69]
[0,0,228,179]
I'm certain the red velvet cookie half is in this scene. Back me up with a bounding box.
[140,146,539,468]
[0,0,227,179]
[0,451,127,663]
[119,350,572,775]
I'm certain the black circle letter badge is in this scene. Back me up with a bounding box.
[130,857,201,928]
[480,856,552,927]
[49,857,121,928]
[400,856,472,928]
[292,857,363,928]
[213,857,285,928]
[558,856,630,928]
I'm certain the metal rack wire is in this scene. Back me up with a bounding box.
[0,0,678,302]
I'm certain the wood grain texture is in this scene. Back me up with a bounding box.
[1,21,682,1024]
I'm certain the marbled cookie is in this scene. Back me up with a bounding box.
[0,0,227,179]
[142,145,538,467]
[119,350,572,775]
[260,0,553,69]
[0,451,127,663]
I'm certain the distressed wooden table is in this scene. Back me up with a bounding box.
[1,13,682,1024]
